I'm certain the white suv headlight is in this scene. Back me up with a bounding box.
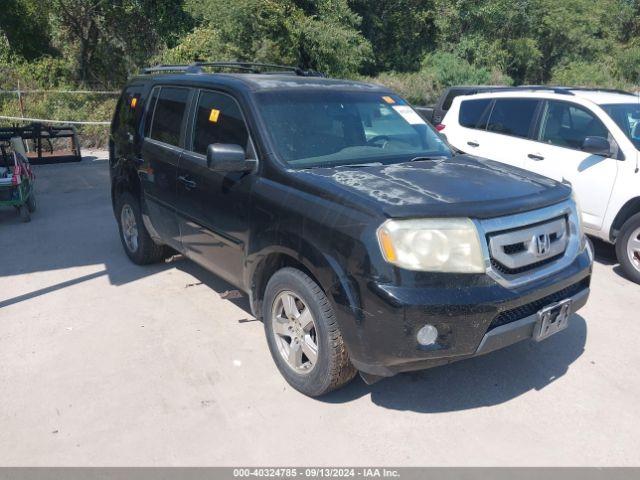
[377,218,485,273]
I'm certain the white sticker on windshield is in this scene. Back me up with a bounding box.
[392,105,427,125]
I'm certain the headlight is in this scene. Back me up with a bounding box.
[571,191,587,250]
[377,218,485,273]
[571,190,584,235]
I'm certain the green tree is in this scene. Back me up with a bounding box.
[350,0,436,74]
[178,0,372,76]
[51,0,193,86]
[0,0,53,60]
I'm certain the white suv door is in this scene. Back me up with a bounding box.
[446,97,541,169]
[524,100,618,231]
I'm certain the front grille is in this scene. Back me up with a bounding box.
[490,253,563,275]
[487,216,568,275]
[488,278,589,331]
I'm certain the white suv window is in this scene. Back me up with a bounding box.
[486,98,539,138]
[538,100,609,151]
[459,99,492,129]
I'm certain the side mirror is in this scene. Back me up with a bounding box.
[582,136,611,157]
[206,144,255,172]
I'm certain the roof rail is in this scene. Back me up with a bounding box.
[481,85,636,96]
[141,61,324,77]
[564,86,636,96]
[486,86,575,95]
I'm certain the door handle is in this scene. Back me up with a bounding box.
[528,153,545,161]
[178,175,197,190]
[467,141,480,147]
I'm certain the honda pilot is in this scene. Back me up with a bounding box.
[109,63,593,396]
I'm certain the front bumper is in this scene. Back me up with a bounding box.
[339,247,592,377]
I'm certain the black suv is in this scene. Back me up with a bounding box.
[109,62,593,396]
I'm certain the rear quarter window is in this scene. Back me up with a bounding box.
[113,85,143,134]
[459,99,492,129]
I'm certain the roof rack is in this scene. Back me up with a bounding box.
[141,61,324,77]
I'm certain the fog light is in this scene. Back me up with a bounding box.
[416,324,439,346]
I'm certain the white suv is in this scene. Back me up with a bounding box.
[441,87,640,283]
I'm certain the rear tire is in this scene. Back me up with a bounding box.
[263,267,357,397]
[116,191,167,265]
[616,213,640,284]
[26,190,36,213]
[18,204,30,222]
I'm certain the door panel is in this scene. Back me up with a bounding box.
[528,100,617,230]
[177,151,252,286]
[140,139,181,246]
[479,98,541,168]
[138,86,191,248]
[177,89,254,287]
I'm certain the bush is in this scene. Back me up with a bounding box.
[550,60,619,87]
[616,46,640,84]
[421,51,512,88]
[361,71,439,105]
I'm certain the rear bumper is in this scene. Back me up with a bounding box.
[340,248,592,377]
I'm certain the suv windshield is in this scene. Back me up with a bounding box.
[256,91,451,168]
[602,103,640,150]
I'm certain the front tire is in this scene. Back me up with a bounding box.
[263,267,357,397]
[116,191,167,265]
[616,213,640,284]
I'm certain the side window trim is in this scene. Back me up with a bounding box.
[143,86,161,139]
[187,88,257,161]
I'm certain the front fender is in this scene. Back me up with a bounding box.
[245,232,364,325]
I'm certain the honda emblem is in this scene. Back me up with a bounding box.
[533,233,551,257]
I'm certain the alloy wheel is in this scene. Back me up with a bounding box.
[271,290,318,374]
[627,227,640,273]
[120,204,139,253]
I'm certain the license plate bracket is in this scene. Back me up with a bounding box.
[534,298,572,342]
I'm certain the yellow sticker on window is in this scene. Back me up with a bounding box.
[382,96,395,104]
[209,108,221,123]
[130,97,138,108]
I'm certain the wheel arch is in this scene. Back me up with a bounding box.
[610,197,640,242]
[111,165,141,215]
[247,241,363,326]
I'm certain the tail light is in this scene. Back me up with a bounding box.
[11,164,22,186]
[435,124,446,132]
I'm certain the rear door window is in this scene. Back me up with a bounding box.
[486,98,539,138]
[191,90,250,155]
[459,99,492,129]
[149,87,190,146]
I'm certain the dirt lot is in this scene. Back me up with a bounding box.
[1,153,639,466]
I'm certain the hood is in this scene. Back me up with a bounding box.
[297,155,571,219]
